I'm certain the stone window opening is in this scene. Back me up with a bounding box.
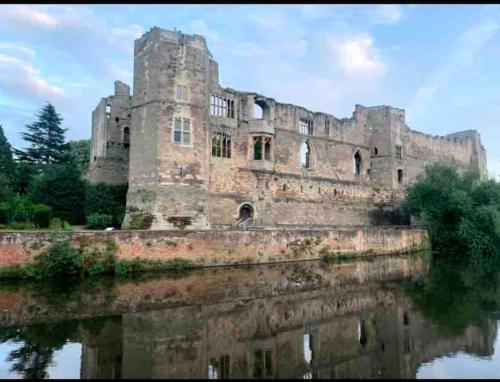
[176,85,188,102]
[105,105,111,114]
[325,120,330,136]
[301,141,312,169]
[403,311,409,326]
[173,117,191,145]
[212,131,231,158]
[252,136,272,161]
[299,118,314,136]
[373,146,378,156]
[358,319,368,348]
[354,151,362,175]
[208,355,230,379]
[303,333,315,366]
[254,103,264,119]
[123,127,130,148]
[398,169,403,184]
[239,203,254,221]
[395,145,402,160]
[210,95,235,118]
[253,349,273,378]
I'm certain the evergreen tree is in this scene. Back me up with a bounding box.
[15,103,67,165]
[0,125,14,178]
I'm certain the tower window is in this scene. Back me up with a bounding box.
[395,145,402,160]
[173,117,191,145]
[123,127,130,148]
[176,85,188,101]
[324,120,330,136]
[398,169,403,184]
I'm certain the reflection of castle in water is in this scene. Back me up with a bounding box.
[78,255,497,379]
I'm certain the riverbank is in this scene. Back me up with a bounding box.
[0,227,429,275]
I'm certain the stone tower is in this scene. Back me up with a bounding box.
[121,28,213,230]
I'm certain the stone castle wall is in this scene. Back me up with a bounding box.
[87,27,487,230]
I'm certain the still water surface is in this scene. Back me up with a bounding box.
[1,253,500,379]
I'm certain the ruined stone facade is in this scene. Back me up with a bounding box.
[87,27,487,230]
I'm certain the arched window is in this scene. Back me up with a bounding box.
[253,137,262,160]
[264,138,272,160]
[398,169,403,184]
[354,151,362,175]
[123,127,130,148]
[300,141,311,169]
[254,103,263,119]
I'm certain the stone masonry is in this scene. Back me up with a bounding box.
[87,27,488,230]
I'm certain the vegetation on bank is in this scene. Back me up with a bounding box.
[0,104,127,230]
[403,162,500,268]
[0,239,195,281]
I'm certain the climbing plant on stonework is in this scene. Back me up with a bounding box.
[14,103,67,165]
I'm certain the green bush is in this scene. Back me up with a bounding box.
[86,213,113,229]
[7,195,34,224]
[29,241,83,279]
[0,202,8,224]
[85,183,128,228]
[33,204,52,228]
[404,162,500,267]
[5,222,36,230]
[87,213,112,229]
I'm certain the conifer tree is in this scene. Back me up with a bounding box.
[15,103,67,165]
[0,125,14,178]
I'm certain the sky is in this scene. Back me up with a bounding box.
[0,4,500,178]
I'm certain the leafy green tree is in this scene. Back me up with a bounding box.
[0,125,15,178]
[29,153,86,224]
[15,103,67,165]
[404,162,500,266]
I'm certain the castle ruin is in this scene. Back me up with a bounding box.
[87,27,487,230]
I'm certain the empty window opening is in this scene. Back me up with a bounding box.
[373,147,378,156]
[395,145,402,160]
[354,151,362,175]
[210,95,235,118]
[212,131,231,158]
[299,118,314,135]
[208,355,230,379]
[239,204,253,220]
[123,127,130,148]
[381,341,385,352]
[264,138,272,161]
[254,103,264,119]
[334,189,337,196]
[303,333,315,366]
[253,136,263,160]
[115,117,119,123]
[358,319,368,348]
[301,141,312,169]
[105,105,111,114]
[253,349,273,378]
[93,156,96,162]
[282,184,287,192]
[398,169,403,184]
[403,311,409,326]
[176,85,188,101]
[173,117,191,145]
[325,120,330,136]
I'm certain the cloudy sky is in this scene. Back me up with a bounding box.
[1,4,500,177]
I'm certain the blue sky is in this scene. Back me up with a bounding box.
[1,4,500,177]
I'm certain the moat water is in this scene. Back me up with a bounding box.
[1,252,500,379]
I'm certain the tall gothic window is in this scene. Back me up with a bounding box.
[210,95,235,118]
[299,118,314,135]
[212,131,231,158]
[253,136,263,160]
[301,141,312,168]
[354,151,362,175]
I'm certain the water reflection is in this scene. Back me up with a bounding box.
[0,253,499,379]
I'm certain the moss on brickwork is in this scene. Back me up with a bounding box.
[288,237,322,257]
[128,213,154,229]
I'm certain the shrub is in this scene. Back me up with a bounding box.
[85,183,128,228]
[33,204,52,228]
[86,213,113,229]
[6,195,34,224]
[5,222,36,230]
[30,240,83,279]
[0,202,8,224]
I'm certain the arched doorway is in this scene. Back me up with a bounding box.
[239,203,254,220]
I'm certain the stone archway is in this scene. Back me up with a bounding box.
[239,203,254,220]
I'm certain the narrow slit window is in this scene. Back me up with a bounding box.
[264,137,271,160]
[325,120,330,136]
[395,145,402,160]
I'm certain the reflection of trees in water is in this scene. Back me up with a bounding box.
[407,253,500,335]
[0,321,78,379]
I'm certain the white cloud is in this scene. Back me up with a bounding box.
[327,35,387,78]
[0,5,60,29]
[0,42,36,59]
[0,54,65,102]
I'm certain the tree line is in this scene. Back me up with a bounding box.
[0,103,127,229]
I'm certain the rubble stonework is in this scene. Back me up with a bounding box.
[87,27,488,230]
